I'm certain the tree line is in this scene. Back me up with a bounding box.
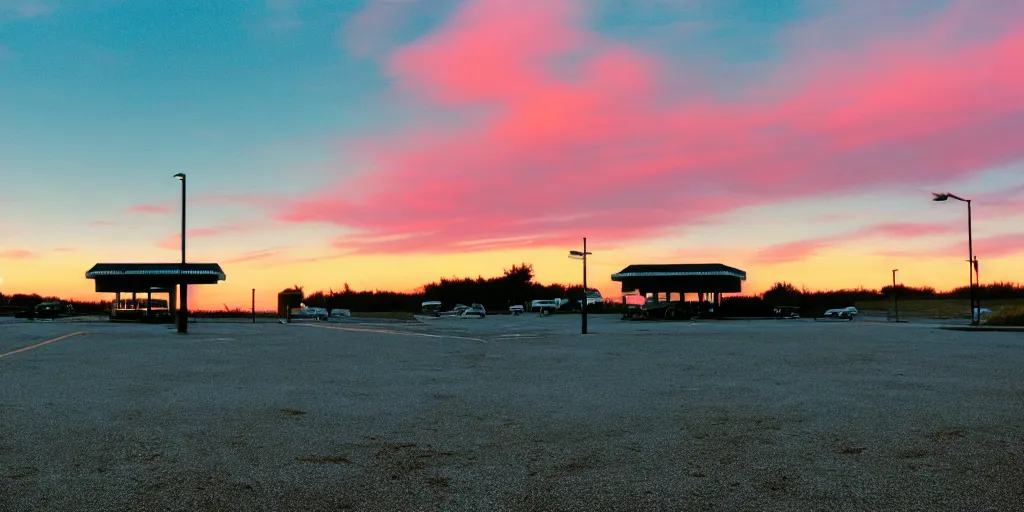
[300,263,588,313]
[288,269,1024,317]
[2,264,1022,316]
[737,281,1024,317]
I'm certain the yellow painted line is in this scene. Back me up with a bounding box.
[300,323,489,344]
[0,331,86,359]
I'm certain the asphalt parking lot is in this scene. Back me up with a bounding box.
[1,315,1022,511]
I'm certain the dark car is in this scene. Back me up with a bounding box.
[773,306,801,319]
[10,307,33,319]
[32,301,76,319]
[624,300,705,321]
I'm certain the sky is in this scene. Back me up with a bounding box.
[1,0,1022,310]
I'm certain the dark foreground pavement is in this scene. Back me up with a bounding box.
[1,317,1022,511]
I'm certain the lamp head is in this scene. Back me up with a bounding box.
[173,173,186,181]
[932,192,949,202]
[569,251,584,256]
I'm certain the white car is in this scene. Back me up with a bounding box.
[823,306,858,319]
[530,299,562,315]
[291,306,328,320]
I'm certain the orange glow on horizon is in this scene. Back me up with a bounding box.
[1,245,1019,311]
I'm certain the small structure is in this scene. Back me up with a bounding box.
[278,288,304,321]
[85,263,226,322]
[610,263,746,308]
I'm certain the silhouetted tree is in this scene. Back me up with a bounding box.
[762,282,801,306]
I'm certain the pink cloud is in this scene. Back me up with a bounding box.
[192,193,277,208]
[341,0,447,58]
[973,184,1024,220]
[752,222,961,263]
[87,220,115,227]
[0,249,37,260]
[751,238,836,264]
[1,1,54,19]
[53,247,76,253]
[973,233,1024,260]
[857,222,961,239]
[879,233,1024,261]
[155,225,250,250]
[125,204,172,214]
[222,248,282,264]
[280,0,1024,255]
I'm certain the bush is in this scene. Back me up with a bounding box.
[983,307,1024,326]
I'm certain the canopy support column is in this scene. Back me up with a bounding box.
[169,287,177,324]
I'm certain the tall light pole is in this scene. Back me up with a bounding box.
[569,238,592,334]
[174,173,188,334]
[891,269,899,323]
[932,192,975,325]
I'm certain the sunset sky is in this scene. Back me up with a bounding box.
[1,0,1022,310]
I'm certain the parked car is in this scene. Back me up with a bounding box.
[636,300,699,320]
[773,306,801,319]
[530,299,562,316]
[574,289,604,310]
[437,303,486,318]
[291,306,328,320]
[30,301,76,319]
[13,307,34,319]
[421,301,442,315]
[463,303,486,318]
[823,306,858,320]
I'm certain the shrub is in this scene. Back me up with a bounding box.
[983,307,1024,326]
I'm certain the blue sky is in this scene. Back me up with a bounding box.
[1,0,1022,308]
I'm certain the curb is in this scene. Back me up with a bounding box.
[938,326,1024,333]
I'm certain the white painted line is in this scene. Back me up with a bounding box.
[0,331,86,359]
[300,323,490,344]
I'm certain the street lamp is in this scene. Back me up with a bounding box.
[932,192,976,324]
[174,173,188,334]
[891,269,899,323]
[568,237,592,335]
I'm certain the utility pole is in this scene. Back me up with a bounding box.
[892,269,899,323]
[973,256,980,319]
[967,199,975,324]
[252,288,256,323]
